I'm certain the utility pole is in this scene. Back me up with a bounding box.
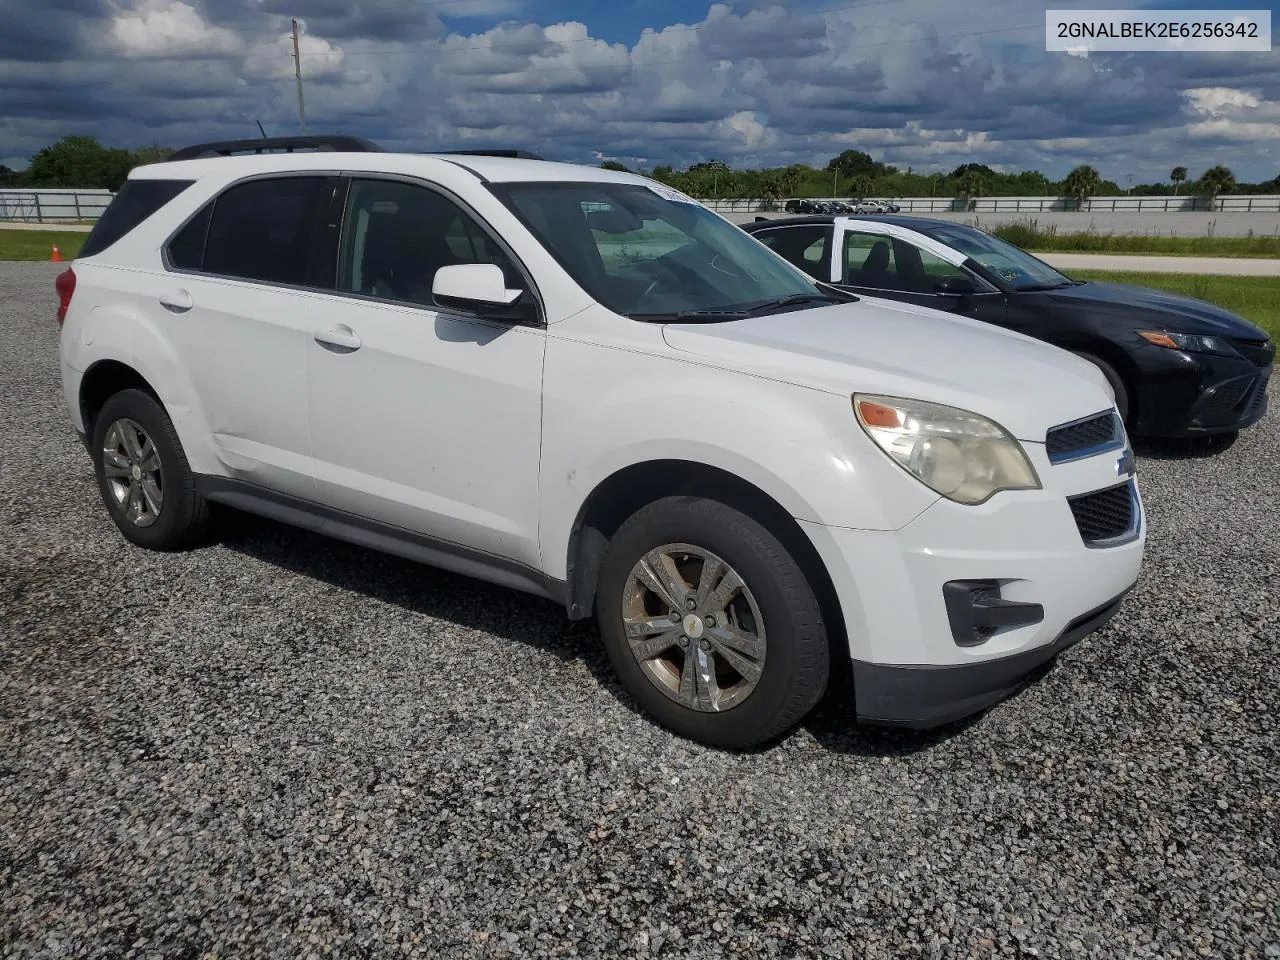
[833,169,838,198]
[291,18,308,134]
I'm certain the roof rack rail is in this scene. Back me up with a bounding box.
[167,135,383,161]
[437,149,546,161]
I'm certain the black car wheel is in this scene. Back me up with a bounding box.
[1076,352,1132,425]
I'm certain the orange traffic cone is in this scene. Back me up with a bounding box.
[51,244,62,263]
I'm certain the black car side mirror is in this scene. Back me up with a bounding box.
[934,275,976,296]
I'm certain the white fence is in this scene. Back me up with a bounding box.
[3,188,1278,223]
[701,194,1280,215]
[0,189,114,223]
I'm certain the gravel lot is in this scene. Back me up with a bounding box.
[2,260,1277,959]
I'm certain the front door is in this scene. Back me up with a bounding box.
[835,225,1007,325]
[305,177,546,569]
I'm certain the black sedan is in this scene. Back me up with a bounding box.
[743,214,1275,440]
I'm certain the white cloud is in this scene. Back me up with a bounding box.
[4,0,1279,181]
[242,31,345,81]
[1184,87,1263,116]
[1182,86,1280,141]
[109,0,243,58]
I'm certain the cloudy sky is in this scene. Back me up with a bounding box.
[1,0,1277,181]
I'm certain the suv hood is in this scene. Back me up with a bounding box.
[661,298,1114,442]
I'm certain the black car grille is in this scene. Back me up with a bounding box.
[1198,376,1256,418]
[1046,411,1120,462]
[1069,482,1136,545]
[1228,337,1276,368]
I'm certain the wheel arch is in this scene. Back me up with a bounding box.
[79,359,163,442]
[1066,338,1141,424]
[563,458,848,663]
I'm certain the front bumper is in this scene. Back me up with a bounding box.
[799,440,1145,728]
[1133,347,1271,437]
[852,591,1127,727]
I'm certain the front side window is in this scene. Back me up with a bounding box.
[923,224,1073,291]
[338,178,520,307]
[192,176,332,285]
[492,182,822,319]
[843,231,897,288]
[755,226,831,280]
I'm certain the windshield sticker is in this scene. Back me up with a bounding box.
[647,184,699,205]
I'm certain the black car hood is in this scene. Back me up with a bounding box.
[1038,280,1269,340]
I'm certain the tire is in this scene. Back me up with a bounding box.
[1076,352,1132,426]
[595,496,829,749]
[90,388,210,550]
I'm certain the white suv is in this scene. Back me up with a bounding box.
[57,136,1145,748]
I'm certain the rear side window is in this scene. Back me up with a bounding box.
[168,176,332,286]
[80,179,193,258]
[755,226,831,280]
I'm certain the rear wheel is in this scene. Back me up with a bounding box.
[1076,352,1131,426]
[91,389,209,550]
[595,496,829,749]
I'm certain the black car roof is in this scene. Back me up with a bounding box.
[744,214,961,233]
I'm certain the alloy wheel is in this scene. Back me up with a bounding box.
[621,543,766,712]
[102,417,164,527]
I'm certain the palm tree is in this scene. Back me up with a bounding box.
[953,169,986,210]
[1062,165,1102,210]
[1170,166,1187,195]
[848,174,874,201]
[1197,165,1236,210]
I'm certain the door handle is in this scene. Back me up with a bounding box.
[313,325,362,352]
[158,289,193,313]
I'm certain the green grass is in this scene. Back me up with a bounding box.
[0,228,87,261]
[1069,270,1280,340]
[991,220,1280,258]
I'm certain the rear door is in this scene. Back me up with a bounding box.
[750,223,836,281]
[161,174,338,498]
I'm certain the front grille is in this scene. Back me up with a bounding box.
[1046,411,1120,462]
[1228,337,1276,368]
[1069,482,1136,545]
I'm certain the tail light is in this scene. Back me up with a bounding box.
[55,268,76,326]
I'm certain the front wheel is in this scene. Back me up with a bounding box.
[1076,352,1132,426]
[595,496,829,749]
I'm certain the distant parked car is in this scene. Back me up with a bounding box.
[743,213,1274,440]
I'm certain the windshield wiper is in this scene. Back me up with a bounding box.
[634,293,848,323]
[1018,280,1074,292]
[740,293,846,314]
[672,308,750,320]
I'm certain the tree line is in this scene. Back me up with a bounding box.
[3,136,1277,204]
[612,150,1279,202]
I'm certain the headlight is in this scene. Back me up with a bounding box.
[1138,330,1238,357]
[854,395,1041,505]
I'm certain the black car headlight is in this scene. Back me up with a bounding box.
[1138,330,1240,358]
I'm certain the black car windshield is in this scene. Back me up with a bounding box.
[491,181,825,319]
[923,224,1074,291]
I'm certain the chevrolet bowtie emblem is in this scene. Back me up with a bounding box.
[1116,448,1136,478]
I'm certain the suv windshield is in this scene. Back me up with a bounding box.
[491,182,826,319]
[923,224,1075,291]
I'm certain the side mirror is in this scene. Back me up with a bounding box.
[433,263,524,313]
[934,275,976,296]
